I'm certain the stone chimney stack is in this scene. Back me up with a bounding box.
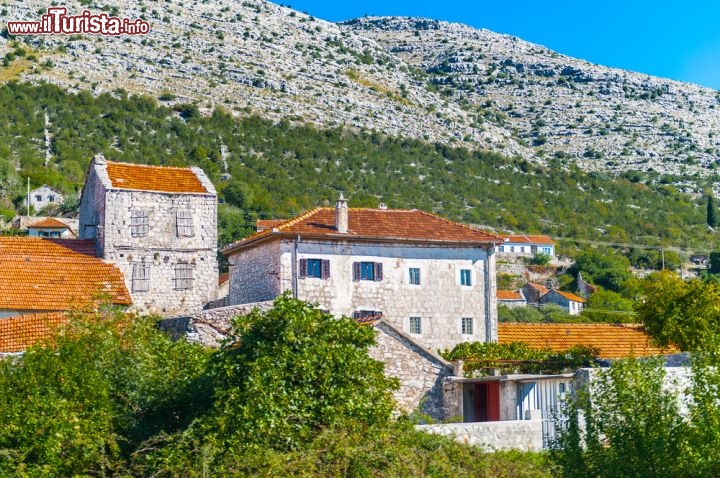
[335,193,348,233]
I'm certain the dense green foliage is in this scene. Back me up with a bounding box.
[0,308,211,476]
[554,351,720,478]
[498,303,590,323]
[582,288,636,323]
[708,194,717,228]
[443,341,598,376]
[636,271,720,351]
[568,251,632,293]
[0,82,715,253]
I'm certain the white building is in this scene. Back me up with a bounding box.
[29,185,64,212]
[223,196,503,351]
[78,155,218,315]
[26,217,74,238]
[498,235,555,258]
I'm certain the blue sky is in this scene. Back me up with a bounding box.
[283,1,720,90]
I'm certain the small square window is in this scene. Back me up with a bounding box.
[130,210,149,237]
[409,267,421,285]
[35,195,42,202]
[498,246,505,252]
[48,195,55,202]
[462,317,473,335]
[300,259,329,279]
[353,262,383,282]
[307,259,322,278]
[409,316,422,335]
[460,269,472,286]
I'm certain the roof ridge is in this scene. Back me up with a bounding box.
[275,207,327,231]
[105,159,196,171]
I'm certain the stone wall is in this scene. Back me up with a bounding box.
[159,301,273,347]
[417,419,544,452]
[227,238,498,351]
[370,320,461,421]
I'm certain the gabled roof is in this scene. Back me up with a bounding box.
[0,238,131,311]
[501,234,555,245]
[497,290,525,301]
[523,282,549,295]
[224,208,503,254]
[0,312,68,353]
[105,160,210,194]
[498,323,677,359]
[549,290,586,303]
[256,219,285,231]
[27,217,70,229]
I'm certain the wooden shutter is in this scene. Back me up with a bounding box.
[299,259,307,278]
[321,260,330,279]
[353,262,361,281]
[374,262,383,281]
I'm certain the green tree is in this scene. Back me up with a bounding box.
[635,271,720,351]
[708,194,717,228]
[529,252,552,266]
[582,288,636,323]
[569,250,632,293]
[710,251,720,274]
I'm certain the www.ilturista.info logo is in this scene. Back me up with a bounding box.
[6,7,150,36]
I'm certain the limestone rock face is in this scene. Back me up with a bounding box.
[3,1,719,181]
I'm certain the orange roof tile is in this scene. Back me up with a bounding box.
[553,290,586,303]
[0,312,68,353]
[502,234,555,245]
[105,161,209,194]
[27,217,70,229]
[219,272,229,286]
[256,219,285,231]
[225,208,503,254]
[497,290,524,301]
[498,323,677,359]
[0,237,131,311]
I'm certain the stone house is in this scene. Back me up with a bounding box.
[521,282,549,304]
[222,196,503,351]
[539,289,586,315]
[78,155,218,315]
[29,184,64,213]
[497,234,555,258]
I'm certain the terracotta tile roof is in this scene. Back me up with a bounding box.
[27,217,70,229]
[502,234,555,245]
[0,237,131,311]
[105,161,209,194]
[0,312,68,353]
[256,219,285,231]
[497,290,524,301]
[48,239,97,256]
[525,282,550,295]
[225,208,503,253]
[552,290,586,303]
[498,323,677,359]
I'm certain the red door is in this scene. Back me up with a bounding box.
[475,382,501,422]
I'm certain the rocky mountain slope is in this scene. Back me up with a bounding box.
[2,0,719,180]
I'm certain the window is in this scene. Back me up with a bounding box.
[132,262,150,292]
[176,210,194,237]
[353,262,383,282]
[48,195,55,202]
[35,195,42,202]
[409,317,422,334]
[510,246,515,253]
[542,247,552,254]
[460,269,472,286]
[174,262,194,290]
[49,231,60,238]
[462,317,474,335]
[299,258,330,279]
[130,210,149,237]
[409,267,421,285]
[498,246,505,252]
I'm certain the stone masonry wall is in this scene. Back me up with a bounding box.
[275,238,498,351]
[228,240,282,304]
[417,420,544,452]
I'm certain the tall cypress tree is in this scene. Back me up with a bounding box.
[708,195,718,228]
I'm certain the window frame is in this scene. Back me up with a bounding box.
[409,316,422,335]
[299,258,330,279]
[353,261,383,282]
[130,210,149,238]
[460,269,472,286]
[132,262,150,292]
[461,317,474,335]
[176,209,194,237]
[174,261,194,290]
[408,267,421,285]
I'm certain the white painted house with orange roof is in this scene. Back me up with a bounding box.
[497,234,555,258]
[79,154,218,315]
[223,196,503,351]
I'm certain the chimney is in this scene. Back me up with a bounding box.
[93,152,106,165]
[335,193,348,233]
[378,202,387,210]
